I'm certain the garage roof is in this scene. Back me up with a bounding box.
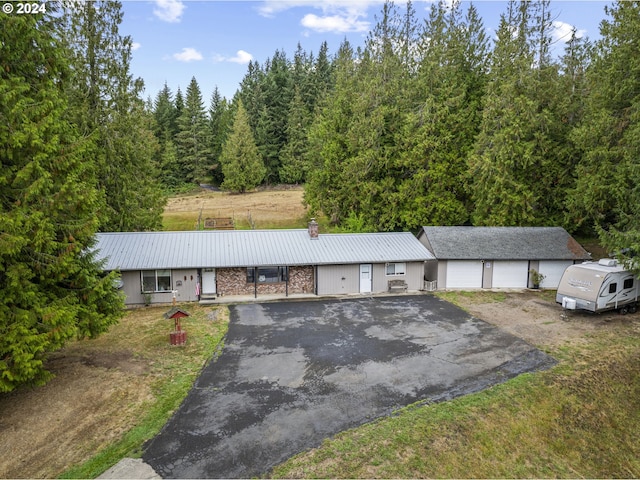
[95,230,434,271]
[418,226,591,261]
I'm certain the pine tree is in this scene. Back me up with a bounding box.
[305,39,359,224]
[175,77,211,183]
[469,0,559,227]
[568,1,640,269]
[220,101,266,193]
[395,0,488,229]
[62,0,165,231]
[0,12,123,391]
[257,50,293,183]
[279,86,311,184]
[153,82,178,141]
[209,87,232,185]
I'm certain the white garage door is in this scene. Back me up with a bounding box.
[493,261,529,288]
[446,261,483,288]
[539,261,573,288]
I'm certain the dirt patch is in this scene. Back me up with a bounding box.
[0,350,155,478]
[454,290,636,350]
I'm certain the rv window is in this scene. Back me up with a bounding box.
[608,283,617,294]
[624,278,634,289]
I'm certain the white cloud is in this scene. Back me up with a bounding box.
[213,50,254,64]
[257,0,373,34]
[173,47,203,62]
[131,42,141,51]
[552,20,586,44]
[301,13,369,33]
[153,0,185,23]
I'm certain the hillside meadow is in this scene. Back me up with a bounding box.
[162,186,309,231]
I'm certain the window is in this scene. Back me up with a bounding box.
[385,263,406,276]
[247,267,288,283]
[624,278,634,289]
[609,282,617,294]
[141,269,172,293]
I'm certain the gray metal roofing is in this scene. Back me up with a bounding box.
[419,226,591,260]
[95,230,435,271]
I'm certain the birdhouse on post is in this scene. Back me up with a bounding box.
[164,307,190,346]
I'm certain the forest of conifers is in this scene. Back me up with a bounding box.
[1,0,639,389]
[153,0,639,244]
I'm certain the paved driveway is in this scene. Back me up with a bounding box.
[143,295,555,478]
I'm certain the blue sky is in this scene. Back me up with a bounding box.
[118,0,611,104]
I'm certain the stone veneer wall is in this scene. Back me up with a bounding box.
[216,266,314,296]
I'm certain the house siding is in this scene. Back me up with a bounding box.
[317,265,360,295]
[372,262,424,292]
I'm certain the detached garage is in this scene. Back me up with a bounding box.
[418,226,591,290]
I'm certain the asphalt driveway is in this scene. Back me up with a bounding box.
[143,295,555,478]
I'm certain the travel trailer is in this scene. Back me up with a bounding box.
[556,259,639,314]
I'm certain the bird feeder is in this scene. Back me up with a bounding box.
[164,307,190,346]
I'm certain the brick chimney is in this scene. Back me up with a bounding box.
[308,218,319,239]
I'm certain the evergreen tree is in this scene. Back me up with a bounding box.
[568,2,640,270]
[209,87,232,185]
[220,101,266,193]
[62,0,165,231]
[310,41,335,106]
[175,77,211,183]
[279,86,311,184]
[257,50,293,183]
[305,39,359,224]
[469,0,561,226]
[395,0,488,228]
[153,82,178,141]
[0,12,123,391]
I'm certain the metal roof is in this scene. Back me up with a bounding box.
[419,226,591,261]
[95,230,435,271]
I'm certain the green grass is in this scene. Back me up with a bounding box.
[270,322,640,479]
[58,305,229,479]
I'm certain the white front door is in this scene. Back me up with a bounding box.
[201,268,216,295]
[360,264,372,293]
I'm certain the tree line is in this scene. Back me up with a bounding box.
[151,1,639,243]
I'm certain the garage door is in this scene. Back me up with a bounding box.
[539,261,573,289]
[493,261,529,288]
[446,261,483,288]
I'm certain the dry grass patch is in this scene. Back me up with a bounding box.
[163,187,308,230]
[0,304,228,479]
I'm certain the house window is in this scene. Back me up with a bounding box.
[246,267,288,283]
[142,269,172,293]
[624,278,634,289]
[386,263,406,276]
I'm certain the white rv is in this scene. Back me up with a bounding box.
[556,259,639,314]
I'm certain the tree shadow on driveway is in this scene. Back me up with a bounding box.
[143,295,555,478]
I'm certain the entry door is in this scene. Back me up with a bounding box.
[201,268,216,295]
[360,264,372,293]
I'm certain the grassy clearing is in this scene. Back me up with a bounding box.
[162,187,309,230]
[270,309,640,479]
[59,304,229,479]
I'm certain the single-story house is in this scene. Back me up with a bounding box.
[95,220,435,305]
[417,226,591,289]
